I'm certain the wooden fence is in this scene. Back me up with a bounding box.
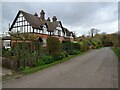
[2,56,40,71]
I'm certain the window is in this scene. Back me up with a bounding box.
[23,17,25,21]
[25,21,27,25]
[20,22,22,26]
[12,28,17,33]
[14,23,17,27]
[25,26,27,32]
[28,26,30,32]
[31,27,33,32]
[18,27,20,32]
[58,30,61,36]
[4,40,11,49]
[34,29,36,33]
[20,26,23,33]
[19,17,22,21]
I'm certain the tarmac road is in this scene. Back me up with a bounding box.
[3,47,118,88]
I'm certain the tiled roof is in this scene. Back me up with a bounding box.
[20,10,45,29]
[21,10,62,32]
[9,10,74,37]
[46,21,59,32]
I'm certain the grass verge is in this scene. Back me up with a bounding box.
[112,47,120,61]
[22,52,85,74]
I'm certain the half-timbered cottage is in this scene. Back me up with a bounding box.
[9,10,75,46]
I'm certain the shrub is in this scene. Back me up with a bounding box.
[23,67,30,71]
[52,53,66,61]
[47,37,60,55]
[74,43,80,50]
[36,59,45,66]
[62,41,73,52]
[36,55,54,66]
[112,47,120,61]
[62,41,80,53]
[68,50,81,55]
[36,52,69,67]
[20,67,25,71]
[42,55,54,64]
[79,42,88,52]
[62,52,69,57]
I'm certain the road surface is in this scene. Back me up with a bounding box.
[3,47,118,88]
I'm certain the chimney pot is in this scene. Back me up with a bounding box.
[34,12,38,17]
[47,17,50,21]
[52,16,57,22]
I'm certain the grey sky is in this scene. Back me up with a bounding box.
[2,2,118,36]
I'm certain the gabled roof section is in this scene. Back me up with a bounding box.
[45,21,60,32]
[9,10,45,31]
[59,21,65,35]
[9,10,74,37]
[71,32,76,38]
[9,10,21,31]
[63,28,71,36]
[45,21,65,33]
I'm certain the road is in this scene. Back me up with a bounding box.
[3,47,118,88]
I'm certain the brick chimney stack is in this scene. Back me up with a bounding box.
[40,10,45,21]
[52,16,57,22]
[47,17,50,21]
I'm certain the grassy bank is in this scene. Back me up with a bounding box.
[22,52,85,74]
[112,47,120,61]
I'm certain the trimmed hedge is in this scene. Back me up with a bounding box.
[62,41,80,53]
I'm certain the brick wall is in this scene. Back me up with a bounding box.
[10,33,74,47]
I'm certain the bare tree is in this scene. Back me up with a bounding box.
[90,28,100,38]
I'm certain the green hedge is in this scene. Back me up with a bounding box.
[112,47,120,61]
[62,41,80,53]
[36,52,69,67]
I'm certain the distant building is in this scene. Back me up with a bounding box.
[9,10,75,46]
[101,32,106,35]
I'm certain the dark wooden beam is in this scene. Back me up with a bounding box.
[33,28,34,33]
[24,19,25,33]
[22,16,23,33]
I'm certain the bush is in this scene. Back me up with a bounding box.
[62,41,80,53]
[79,42,88,52]
[62,52,69,57]
[68,50,81,55]
[52,52,68,61]
[42,55,54,64]
[36,59,45,66]
[23,67,30,71]
[112,47,120,61]
[36,55,54,66]
[47,37,60,55]
[74,43,80,50]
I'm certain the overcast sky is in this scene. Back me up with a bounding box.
[1,2,118,36]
